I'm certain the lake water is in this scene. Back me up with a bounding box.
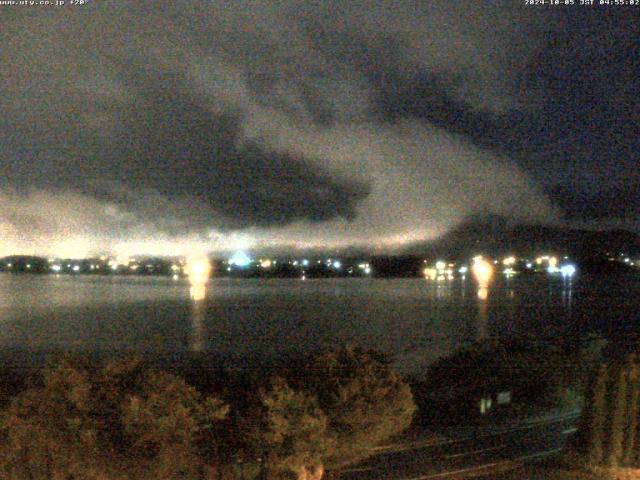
[1,272,639,374]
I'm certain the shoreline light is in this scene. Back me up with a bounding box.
[185,255,212,286]
[472,256,494,286]
[503,256,516,266]
[260,259,272,268]
[423,267,437,281]
[229,251,251,267]
[560,264,576,278]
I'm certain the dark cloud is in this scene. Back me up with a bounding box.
[548,181,640,221]
[88,67,370,229]
[380,8,640,219]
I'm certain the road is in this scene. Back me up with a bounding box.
[337,411,580,479]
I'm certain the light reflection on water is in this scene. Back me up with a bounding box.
[476,287,489,341]
[186,255,211,352]
[0,272,638,373]
[471,256,494,341]
[190,289,206,352]
[562,277,574,312]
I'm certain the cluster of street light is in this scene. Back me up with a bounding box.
[222,252,372,278]
[422,254,577,283]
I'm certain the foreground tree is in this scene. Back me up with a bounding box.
[0,348,415,479]
[0,355,106,479]
[246,377,333,480]
[0,355,228,480]
[123,371,229,479]
[303,347,417,470]
[238,347,416,479]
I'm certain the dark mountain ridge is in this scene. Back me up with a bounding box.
[404,215,640,261]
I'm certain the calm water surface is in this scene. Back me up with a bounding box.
[1,273,638,373]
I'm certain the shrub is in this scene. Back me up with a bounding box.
[423,336,594,419]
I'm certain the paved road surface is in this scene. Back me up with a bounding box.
[337,411,580,479]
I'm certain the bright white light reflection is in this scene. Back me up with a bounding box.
[190,284,206,302]
[477,286,489,301]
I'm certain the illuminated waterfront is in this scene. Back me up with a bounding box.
[0,272,638,373]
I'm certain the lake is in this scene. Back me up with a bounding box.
[0,272,638,374]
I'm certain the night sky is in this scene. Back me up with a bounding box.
[0,1,638,257]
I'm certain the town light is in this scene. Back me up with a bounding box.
[423,268,437,281]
